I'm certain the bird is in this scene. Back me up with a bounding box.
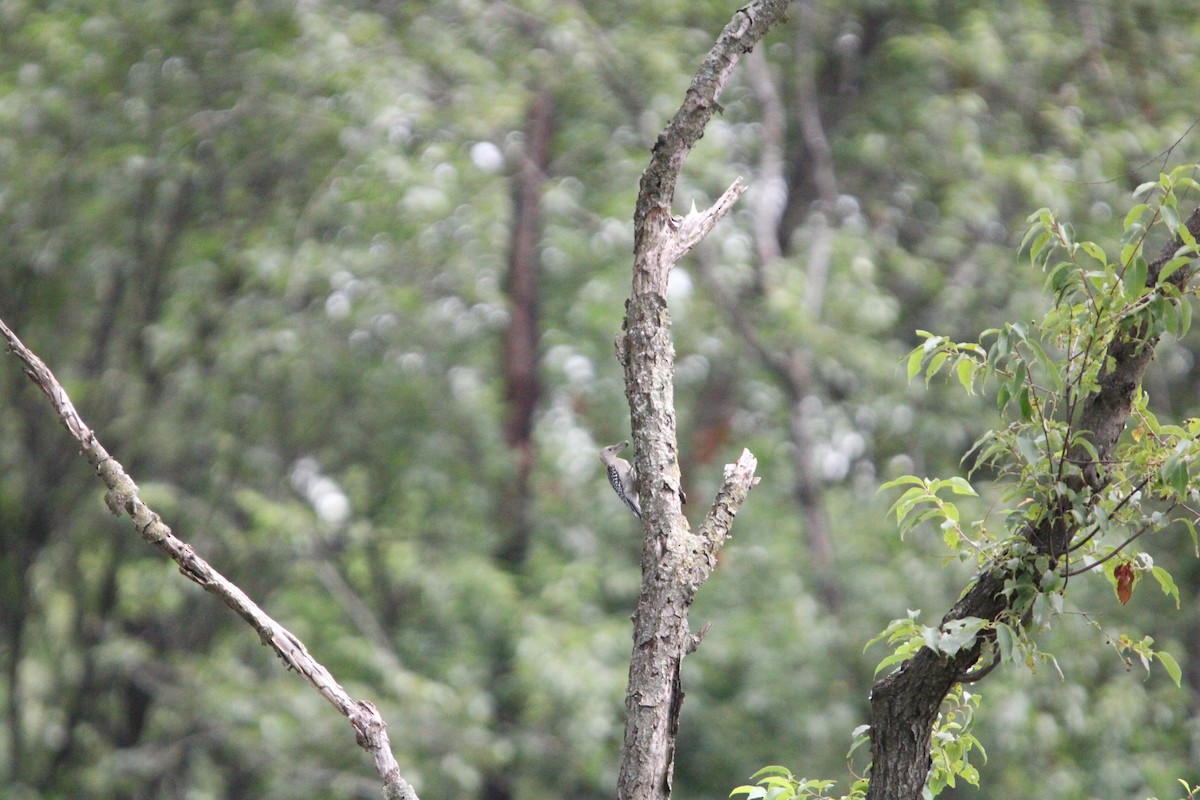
[598,440,641,518]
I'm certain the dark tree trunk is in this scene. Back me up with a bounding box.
[496,86,554,569]
[482,86,556,800]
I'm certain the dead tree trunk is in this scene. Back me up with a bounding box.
[614,3,792,798]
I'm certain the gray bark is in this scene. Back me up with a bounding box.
[615,2,792,798]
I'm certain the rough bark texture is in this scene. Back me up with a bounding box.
[0,318,420,800]
[616,3,790,799]
[865,206,1200,800]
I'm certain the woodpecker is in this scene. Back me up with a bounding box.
[599,440,641,518]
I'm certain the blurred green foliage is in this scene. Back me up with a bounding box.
[3,1,1200,799]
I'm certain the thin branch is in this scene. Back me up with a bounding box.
[1064,507,1171,577]
[745,48,786,271]
[671,178,748,262]
[0,317,419,800]
[1067,474,1153,554]
[698,449,761,553]
[632,0,793,291]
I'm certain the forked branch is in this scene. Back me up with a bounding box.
[616,2,790,799]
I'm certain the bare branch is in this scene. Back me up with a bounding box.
[745,48,787,271]
[617,3,790,800]
[671,177,748,262]
[699,448,761,551]
[632,0,793,294]
[0,317,419,800]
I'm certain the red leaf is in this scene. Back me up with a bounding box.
[1115,562,1135,605]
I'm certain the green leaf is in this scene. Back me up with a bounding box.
[886,486,928,523]
[846,726,871,760]
[1024,337,1062,391]
[1182,518,1200,555]
[1179,222,1197,247]
[926,350,949,384]
[1150,566,1181,609]
[1018,386,1033,421]
[1021,227,1051,263]
[1044,261,1074,293]
[1162,202,1180,234]
[1125,256,1148,298]
[944,476,976,496]
[872,651,912,677]
[943,527,960,549]
[1120,231,1145,267]
[1156,651,1183,688]
[995,622,1017,663]
[970,736,988,764]
[907,346,926,381]
[1078,240,1106,266]
[1071,435,1100,464]
[864,611,922,653]
[1160,454,1190,495]
[935,617,988,655]
[956,357,975,394]
[1040,568,1064,593]
[1158,254,1190,285]
[1015,434,1041,467]
[879,475,925,491]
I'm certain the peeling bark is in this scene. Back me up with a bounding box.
[616,3,790,799]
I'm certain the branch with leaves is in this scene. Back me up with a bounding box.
[732,168,1200,800]
[869,167,1200,800]
[0,318,419,800]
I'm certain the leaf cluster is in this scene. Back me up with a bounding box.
[853,168,1200,797]
[730,764,866,800]
[892,167,1200,640]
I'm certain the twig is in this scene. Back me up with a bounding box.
[1064,506,1172,577]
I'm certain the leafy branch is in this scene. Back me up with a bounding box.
[858,167,1200,800]
[734,167,1200,800]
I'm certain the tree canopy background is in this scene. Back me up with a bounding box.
[3,1,1200,798]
